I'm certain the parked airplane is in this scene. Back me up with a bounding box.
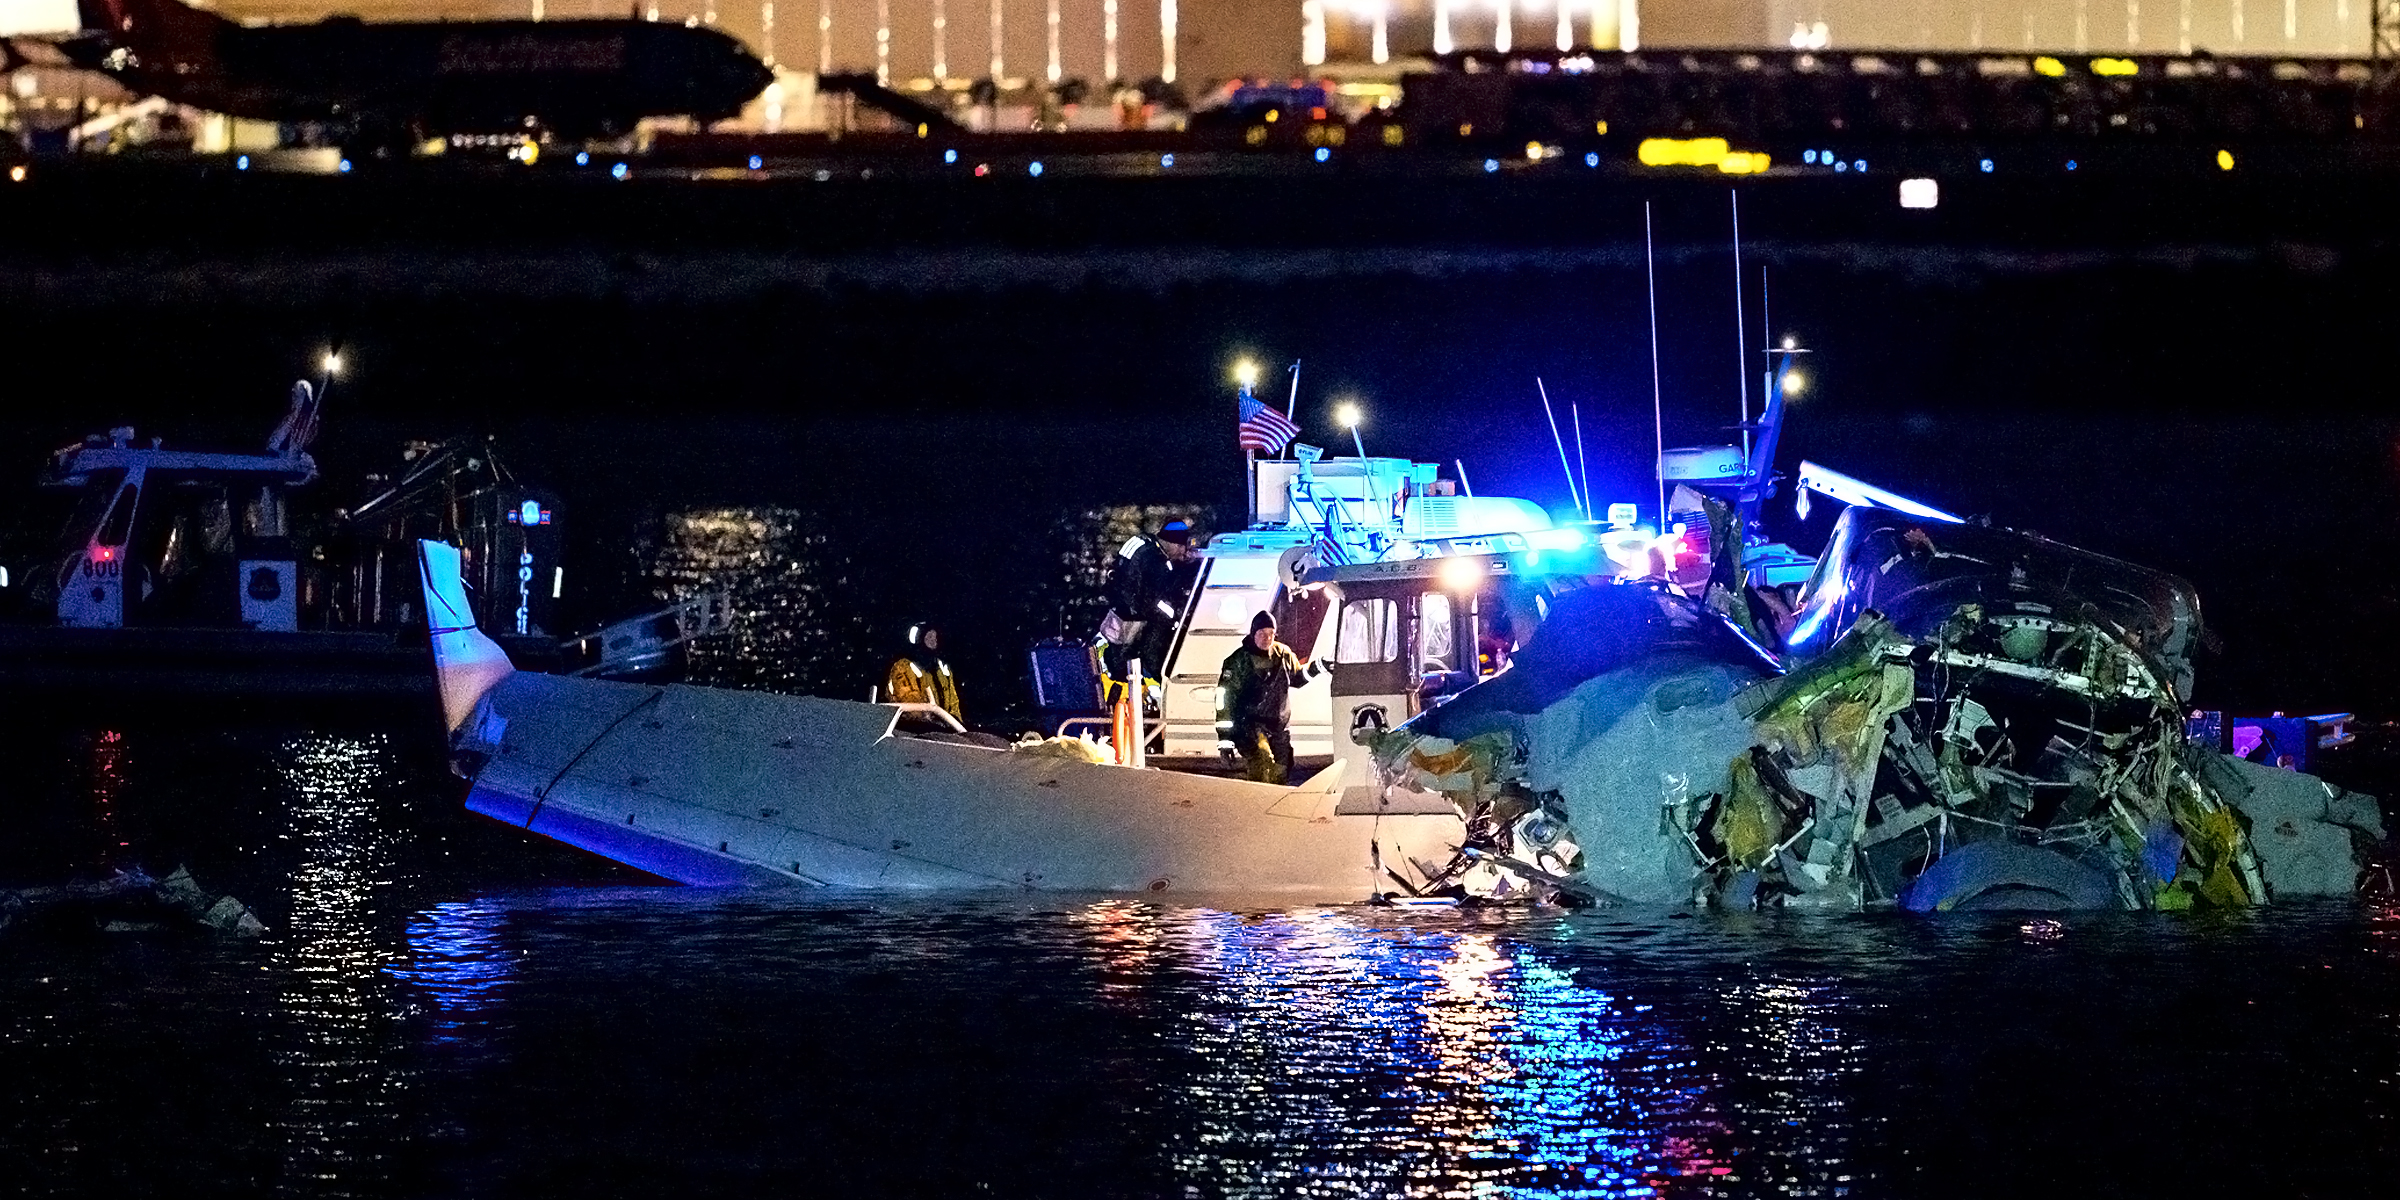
[70,0,772,151]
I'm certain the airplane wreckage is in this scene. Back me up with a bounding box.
[419,347,2385,910]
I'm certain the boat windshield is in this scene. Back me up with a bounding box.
[55,469,127,552]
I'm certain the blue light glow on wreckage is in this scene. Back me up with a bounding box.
[1114,906,1739,1196]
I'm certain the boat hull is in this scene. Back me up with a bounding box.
[460,671,1461,896]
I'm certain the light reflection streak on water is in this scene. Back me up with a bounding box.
[387,902,513,1046]
[1714,977,1864,1196]
[1071,898,1168,1003]
[87,729,129,870]
[1150,908,1726,1199]
[269,735,407,1198]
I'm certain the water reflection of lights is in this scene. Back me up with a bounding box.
[389,902,513,1045]
[86,729,130,870]
[1158,908,1729,1197]
[1716,976,1864,1193]
[270,735,409,1194]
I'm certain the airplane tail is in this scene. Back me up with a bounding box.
[417,540,516,738]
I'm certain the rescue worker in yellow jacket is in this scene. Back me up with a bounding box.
[885,623,963,721]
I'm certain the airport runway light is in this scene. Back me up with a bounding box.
[1234,359,1260,389]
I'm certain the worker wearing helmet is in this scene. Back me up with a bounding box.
[885,623,963,722]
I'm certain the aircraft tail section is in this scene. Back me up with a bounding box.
[417,539,517,738]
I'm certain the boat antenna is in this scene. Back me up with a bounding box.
[1571,400,1591,522]
[1285,359,1302,420]
[1454,459,1474,498]
[1535,377,1584,519]
[1644,202,1667,529]
[1731,191,1750,463]
[1760,265,1772,407]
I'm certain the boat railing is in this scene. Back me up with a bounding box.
[1053,715,1166,758]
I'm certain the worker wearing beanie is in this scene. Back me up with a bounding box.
[1215,609,1322,784]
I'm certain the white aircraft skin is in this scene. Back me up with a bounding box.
[421,541,1460,895]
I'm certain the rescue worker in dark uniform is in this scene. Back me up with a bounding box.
[884,623,963,722]
[1102,519,1199,688]
[1215,610,1323,784]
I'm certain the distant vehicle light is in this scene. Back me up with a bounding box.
[974,164,989,176]
[748,155,762,170]
[1979,158,1994,172]
[1899,177,1939,208]
[2217,149,2235,170]
[2034,55,2066,76]
[2091,57,2138,76]
[1438,556,1485,592]
[519,141,539,166]
[1483,158,1498,173]
[1637,136,1727,167]
[612,162,630,180]
[1160,153,1175,167]
[1314,147,1330,162]
[6,165,22,183]
[1028,161,1044,176]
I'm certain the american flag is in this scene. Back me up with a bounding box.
[1237,392,1300,455]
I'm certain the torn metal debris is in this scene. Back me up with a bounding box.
[1370,508,2384,911]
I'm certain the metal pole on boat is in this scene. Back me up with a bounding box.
[1285,359,1302,419]
[1732,191,1751,464]
[1127,657,1146,768]
[1535,378,1583,519]
[1454,459,1474,498]
[1572,400,1591,522]
[1644,202,1667,529]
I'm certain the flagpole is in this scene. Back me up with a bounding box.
[1242,382,1257,529]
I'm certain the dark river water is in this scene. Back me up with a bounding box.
[6,726,2400,1199]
